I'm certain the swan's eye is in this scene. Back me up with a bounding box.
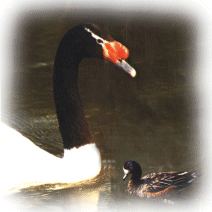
[96,39,103,44]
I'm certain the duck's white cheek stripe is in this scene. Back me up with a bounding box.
[84,27,108,45]
[123,168,130,175]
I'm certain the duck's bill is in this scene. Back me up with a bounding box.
[123,173,128,180]
[116,60,136,78]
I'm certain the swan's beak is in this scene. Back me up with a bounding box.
[116,60,136,78]
[101,41,136,78]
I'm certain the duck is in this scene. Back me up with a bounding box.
[123,161,199,199]
[0,24,136,193]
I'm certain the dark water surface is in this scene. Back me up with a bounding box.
[1,10,202,211]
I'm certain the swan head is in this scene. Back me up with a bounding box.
[83,24,136,77]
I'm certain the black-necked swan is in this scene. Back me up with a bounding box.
[0,24,136,193]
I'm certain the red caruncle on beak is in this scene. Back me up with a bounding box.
[102,41,129,65]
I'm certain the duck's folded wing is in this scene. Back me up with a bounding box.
[143,171,197,194]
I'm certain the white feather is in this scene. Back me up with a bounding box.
[0,123,101,194]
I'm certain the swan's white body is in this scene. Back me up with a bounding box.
[0,122,101,194]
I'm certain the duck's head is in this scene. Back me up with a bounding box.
[123,161,142,180]
[58,23,136,77]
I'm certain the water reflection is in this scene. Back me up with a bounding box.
[1,10,201,211]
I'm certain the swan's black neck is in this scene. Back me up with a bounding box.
[53,23,132,150]
[53,25,94,149]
